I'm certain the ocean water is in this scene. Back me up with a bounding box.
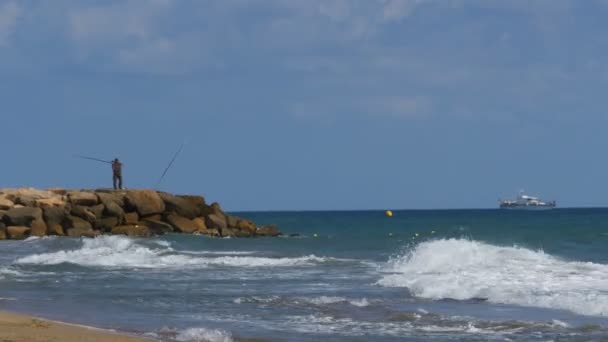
[2,209,608,341]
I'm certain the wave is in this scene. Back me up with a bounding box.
[176,327,233,342]
[234,295,370,307]
[14,236,333,269]
[377,238,608,317]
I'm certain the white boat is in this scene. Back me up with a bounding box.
[499,191,556,210]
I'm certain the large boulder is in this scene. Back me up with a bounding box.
[124,212,139,225]
[256,225,281,237]
[30,219,48,237]
[89,204,105,219]
[67,191,98,206]
[236,219,256,233]
[226,215,238,228]
[0,197,15,210]
[71,206,96,224]
[0,224,6,240]
[35,197,66,208]
[95,217,119,232]
[205,214,227,230]
[43,207,68,226]
[219,227,236,237]
[103,201,124,218]
[3,207,43,226]
[112,225,151,237]
[97,192,125,207]
[158,192,200,219]
[165,214,198,233]
[66,227,96,238]
[125,190,165,216]
[63,215,93,232]
[178,195,206,209]
[6,226,30,239]
[47,223,65,236]
[43,207,68,236]
[15,196,36,207]
[141,219,173,235]
[193,217,207,232]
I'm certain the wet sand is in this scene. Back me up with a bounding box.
[0,310,149,341]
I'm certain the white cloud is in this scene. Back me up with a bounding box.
[0,1,21,47]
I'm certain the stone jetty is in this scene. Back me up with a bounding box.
[0,188,280,240]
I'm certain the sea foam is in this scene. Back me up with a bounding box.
[176,327,233,342]
[14,236,331,269]
[377,238,608,317]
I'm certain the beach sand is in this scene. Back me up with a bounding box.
[0,311,149,341]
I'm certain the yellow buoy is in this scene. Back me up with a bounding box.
[385,210,393,217]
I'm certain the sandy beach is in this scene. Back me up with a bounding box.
[0,310,149,342]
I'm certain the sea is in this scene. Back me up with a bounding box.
[2,208,608,341]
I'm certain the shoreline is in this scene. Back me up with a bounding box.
[0,310,150,341]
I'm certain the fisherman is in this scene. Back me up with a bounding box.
[112,158,123,190]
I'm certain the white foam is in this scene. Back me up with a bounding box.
[176,327,233,342]
[377,238,608,317]
[14,236,331,269]
[303,296,370,307]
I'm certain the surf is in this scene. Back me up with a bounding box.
[377,238,608,317]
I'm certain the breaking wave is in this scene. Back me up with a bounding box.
[377,238,608,317]
[14,236,334,269]
[176,327,233,342]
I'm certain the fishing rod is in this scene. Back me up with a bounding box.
[74,154,112,164]
[156,141,185,187]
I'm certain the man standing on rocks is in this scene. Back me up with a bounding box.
[112,158,123,190]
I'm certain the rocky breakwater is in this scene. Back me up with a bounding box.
[0,188,280,240]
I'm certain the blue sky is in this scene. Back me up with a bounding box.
[1,0,608,210]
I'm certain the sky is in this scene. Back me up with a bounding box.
[1,0,608,211]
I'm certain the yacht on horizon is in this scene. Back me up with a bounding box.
[499,190,556,210]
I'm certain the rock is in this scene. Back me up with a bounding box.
[256,225,281,237]
[177,195,208,216]
[95,217,119,232]
[6,226,30,239]
[205,214,227,230]
[226,215,238,228]
[67,191,99,206]
[210,202,225,217]
[165,214,198,233]
[141,219,173,235]
[43,207,68,226]
[71,206,97,224]
[47,223,65,236]
[63,215,94,234]
[193,217,207,232]
[0,197,15,210]
[89,204,105,219]
[124,212,139,225]
[219,227,236,237]
[236,219,256,233]
[112,225,151,237]
[15,196,36,207]
[0,224,6,240]
[47,188,67,196]
[35,197,65,208]
[3,207,43,226]
[125,190,165,216]
[66,227,96,238]
[30,219,48,236]
[103,201,124,218]
[144,214,161,221]
[200,228,220,237]
[158,192,200,219]
[97,192,125,207]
